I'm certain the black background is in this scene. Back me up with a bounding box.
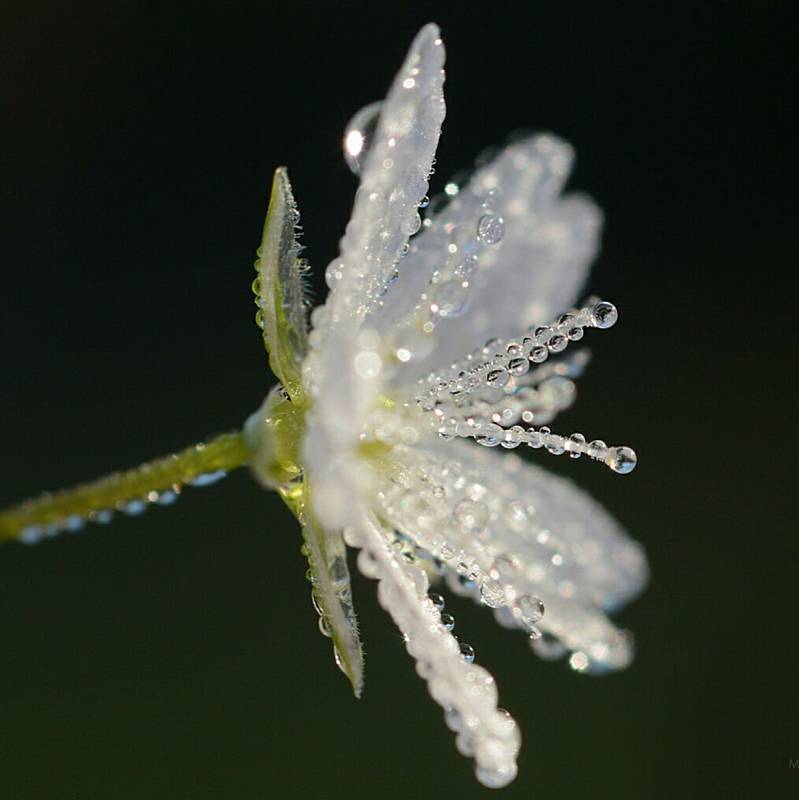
[1,3,795,798]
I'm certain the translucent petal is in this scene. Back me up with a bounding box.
[378,135,602,385]
[374,439,646,668]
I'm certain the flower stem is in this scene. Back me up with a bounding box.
[0,431,250,543]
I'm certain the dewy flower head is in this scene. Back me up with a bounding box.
[1,23,647,789]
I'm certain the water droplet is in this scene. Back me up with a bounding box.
[480,578,506,608]
[441,612,456,631]
[567,433,586,458]
[609,446,637,474]
[508,357,529,376]
[529,345,548,363]
[65,515,84,532]
[401,211,422,236]
[333,645,346,673]
[123,500,146,515]
[459,641,475,662]
[486,367,509,388]
[318,615,333,637]
[547,334,567,353]
[20,526,43,545]
[453,498,490,532]
[513,594,545,630]
[587,439,609,461]
[476,763,518,789]
[590,300,618,329]
[473,423,503,447]
[343,101,382,175]
[429,592,445,611]
[444,706,462,731]
[476,213,505,245]
[190,470,226,487]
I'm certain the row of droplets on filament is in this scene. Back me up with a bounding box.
[411,298,637,474]
[17,471,227,545]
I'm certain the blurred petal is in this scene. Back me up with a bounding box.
[372,439,646,671]
[378,135,601,385]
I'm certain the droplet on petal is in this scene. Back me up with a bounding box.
[343,101,383,175]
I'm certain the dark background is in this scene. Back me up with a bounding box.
[0,2,795,798]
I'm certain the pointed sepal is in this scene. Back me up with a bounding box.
[254,167,309,398]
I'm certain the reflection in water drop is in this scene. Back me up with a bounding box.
[343,101,383,175]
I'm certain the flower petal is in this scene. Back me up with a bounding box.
[303,24,446,527]
[351,512,520,788]
[377,135,601,383]
[373,439,646,671]
[322,22,446,327]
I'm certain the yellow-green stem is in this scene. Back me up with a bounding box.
[0,431,250,542]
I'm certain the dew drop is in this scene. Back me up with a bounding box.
[609,446,638,474]
[429,592,445,611]
[459,641,476,662]
[476,213,505,245]
[441,612,456,631]
[479,578,506,608]
[590,300,619,329]
[343,101,383,175]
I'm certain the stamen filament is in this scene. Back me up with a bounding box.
[435,419,637,474]
[413,299,618,410]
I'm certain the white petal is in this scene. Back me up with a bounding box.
[322,23,445,327]
[373,439,646,671]
[303,24,446,526]
[378,135,601,385]
[351,512,520,785]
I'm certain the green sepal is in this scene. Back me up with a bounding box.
[279,478,365,697]
[255,167,309,399]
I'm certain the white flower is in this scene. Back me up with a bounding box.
[0,22,648,790]
[246,23,647,789]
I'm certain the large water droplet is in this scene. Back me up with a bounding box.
[476,213,505,245]
[609,446,637,474]
[343,101,383,175]
[590,300,618,329]
[479,578,506,608]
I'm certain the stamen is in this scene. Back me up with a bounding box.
[413,299,618,410]
[433,418,637,474]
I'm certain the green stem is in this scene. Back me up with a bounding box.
[0,431,251,542]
